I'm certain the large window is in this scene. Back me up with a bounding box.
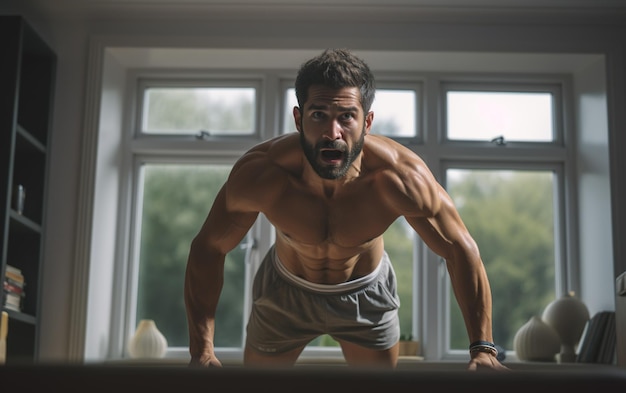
[439,83,566,355]
[133,164,247,348]
[123,71,573,362]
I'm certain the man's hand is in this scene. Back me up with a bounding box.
[189,342,222,368]
[467,351,511,371]
[189,353,223,368]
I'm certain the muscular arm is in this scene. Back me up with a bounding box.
[184,178,259,367]
[405,185,493,345]
[184,141,286,367]
[385,151,504,369]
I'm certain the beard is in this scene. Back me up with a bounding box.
[299,128,366,180]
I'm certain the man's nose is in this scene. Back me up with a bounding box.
[323,119,342,140]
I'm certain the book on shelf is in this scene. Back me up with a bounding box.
[1,311,7,364]
[2,284,25,309]
[3,264,26,312]
[3,279,24,295]
[576,310,616,364]
[597,312,616,364]
[3,291,23,311]
[4,265,24,285]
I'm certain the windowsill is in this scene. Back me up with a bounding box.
[101,343,616,371]
[103,355,619,372]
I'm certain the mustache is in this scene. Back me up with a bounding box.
[316,140,347,150]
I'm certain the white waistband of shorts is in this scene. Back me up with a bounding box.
[272,248,384,294]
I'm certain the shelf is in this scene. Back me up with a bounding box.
[16,124,46,153]
[0,15,56,364]
[3,315,37,364]
[5,216,42,317]
[9,210,42,233]
[1,308,36,325]
[16,25,55,146]
[12,128,47,224]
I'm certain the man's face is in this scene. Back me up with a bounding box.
[294,86,373,180]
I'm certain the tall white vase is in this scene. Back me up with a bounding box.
[542,291,590,363]
[128,319,168,359]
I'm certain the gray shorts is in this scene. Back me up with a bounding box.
[245,246,400,354]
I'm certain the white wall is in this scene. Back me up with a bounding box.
[1,1,625,362]
[575,58,615,313]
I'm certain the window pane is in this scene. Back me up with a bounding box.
[385,218,415,339]
[370,90,417,137]
[135,164,246,348]
[447,91,553,142]
[282,88,298,134]
[445,169,556,351]
[142,87,256,135]
[282,88,418,137]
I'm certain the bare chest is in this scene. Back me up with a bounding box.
[263,183,397,249]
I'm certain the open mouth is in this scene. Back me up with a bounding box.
[320,149,344,163]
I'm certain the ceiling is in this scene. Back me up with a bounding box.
[63,0,626,6]
[23,0,626,22]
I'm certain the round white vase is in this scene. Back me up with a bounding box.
[128,319,168,359]
[513,316,561,362]
[541,291,590,363]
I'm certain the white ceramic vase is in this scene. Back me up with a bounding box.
[542,291,590,362]
[128,319,168,359]
[513,316,561,362]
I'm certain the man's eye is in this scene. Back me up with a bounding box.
[340,113,355,121]
[312,112,325,119]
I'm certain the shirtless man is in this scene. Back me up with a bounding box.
[184,48,507,371]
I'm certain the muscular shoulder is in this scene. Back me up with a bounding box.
[225,133,300,211]
[363,135,443,217]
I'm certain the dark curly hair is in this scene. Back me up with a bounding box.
[294,48,376,114]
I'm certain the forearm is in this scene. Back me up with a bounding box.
[184,241,225,360]
[446,245,494,344]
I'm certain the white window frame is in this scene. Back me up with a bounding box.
[425,75,575,361]
[114,68,577,364]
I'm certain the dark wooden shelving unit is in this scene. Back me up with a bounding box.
[1,14,56,365]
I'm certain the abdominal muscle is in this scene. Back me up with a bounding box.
[274,231,385,285]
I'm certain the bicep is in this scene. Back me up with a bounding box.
[193,151,273,254]
[193,186,259,255]
[404,185,478,261]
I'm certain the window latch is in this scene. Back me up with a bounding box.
[196,130,211,140]
[490,135,506,146]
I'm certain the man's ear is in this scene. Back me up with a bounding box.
[293,106,302,133]
[364,111,374,135]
